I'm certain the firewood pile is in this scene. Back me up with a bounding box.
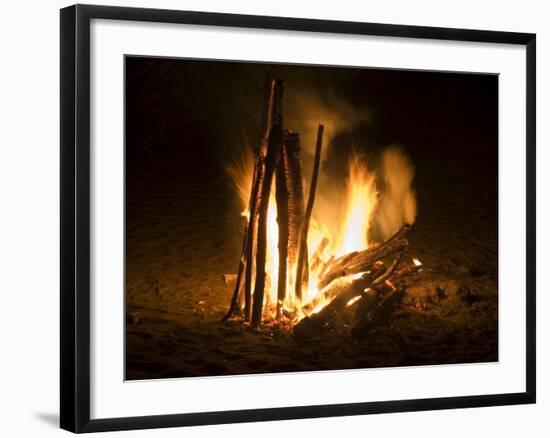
[222,71,421,338]
[293,227,422,340]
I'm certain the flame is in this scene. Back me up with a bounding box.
[228,148,383,323]
[266,190,279,309]
[335,153,378,256]
[413,258,422,267]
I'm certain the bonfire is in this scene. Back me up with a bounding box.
[223,72,421,339]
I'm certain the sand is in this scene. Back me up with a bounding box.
[125,154,498,380]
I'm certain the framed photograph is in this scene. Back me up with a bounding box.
[60,4,536,433]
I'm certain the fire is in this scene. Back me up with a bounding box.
[336,154,378,256]
[229,149,382,322]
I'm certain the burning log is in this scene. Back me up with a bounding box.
[221,218,249,321]
[282,131,306,269]
[346,252,403,323]
[317,224,411,290]
[243,157,265,321]
[222,152,266,322]
[301,261,386,316]
[295,124,324,301]
[372,252,402,287]
[275,136,290,319]
[294,265,385,340]
[242,71,278,322]
[251,79,285,327]
[294,251,419,339]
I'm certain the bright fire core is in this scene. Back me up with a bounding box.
[234,151,380,321]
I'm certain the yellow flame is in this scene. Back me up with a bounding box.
[228,149,381,322]
[266,190,279,309]
[336,153,378,256]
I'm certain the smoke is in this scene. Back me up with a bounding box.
[375,146,417,240]
[284,88,370,158]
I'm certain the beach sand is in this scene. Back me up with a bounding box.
[125,153,498,380]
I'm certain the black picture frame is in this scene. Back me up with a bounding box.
[60,4,536,433]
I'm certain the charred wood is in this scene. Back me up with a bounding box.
[294,264,385,340]
[275,137,290,319]
[243,157,265,321]
[317,224,411,290]
[221,217,249,321]
[295,124,324,300]
[282,131,305,268]
[251,79,285,327]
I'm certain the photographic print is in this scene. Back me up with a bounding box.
[124,57,498,380]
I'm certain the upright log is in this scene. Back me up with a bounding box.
[242,158,265,321]
[283,131,305,269]
[243,72,278,321]
[251,79,285,327]
[221,216,250,321]
[258,68,277,156]
[275,139,290,319]
[295,124,324,301]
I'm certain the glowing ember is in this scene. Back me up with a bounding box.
[345,295,362,307]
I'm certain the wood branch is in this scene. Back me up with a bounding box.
[282,131,305,268]
[392,263,422,286]
[295,124,324,301]
[346,253,403,324]
[221,218,249,321]
[371,252,402,287]
[244,157,265,321]
[275,138,290,319]
[251,79,285,327]
[242,73,278,321]
[258,68,277,156]
[317,224,411,290]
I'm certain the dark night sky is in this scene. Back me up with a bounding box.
[125,57,498,183]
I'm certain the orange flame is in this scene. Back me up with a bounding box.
[229,149,383,322]
[335,153,378,256]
